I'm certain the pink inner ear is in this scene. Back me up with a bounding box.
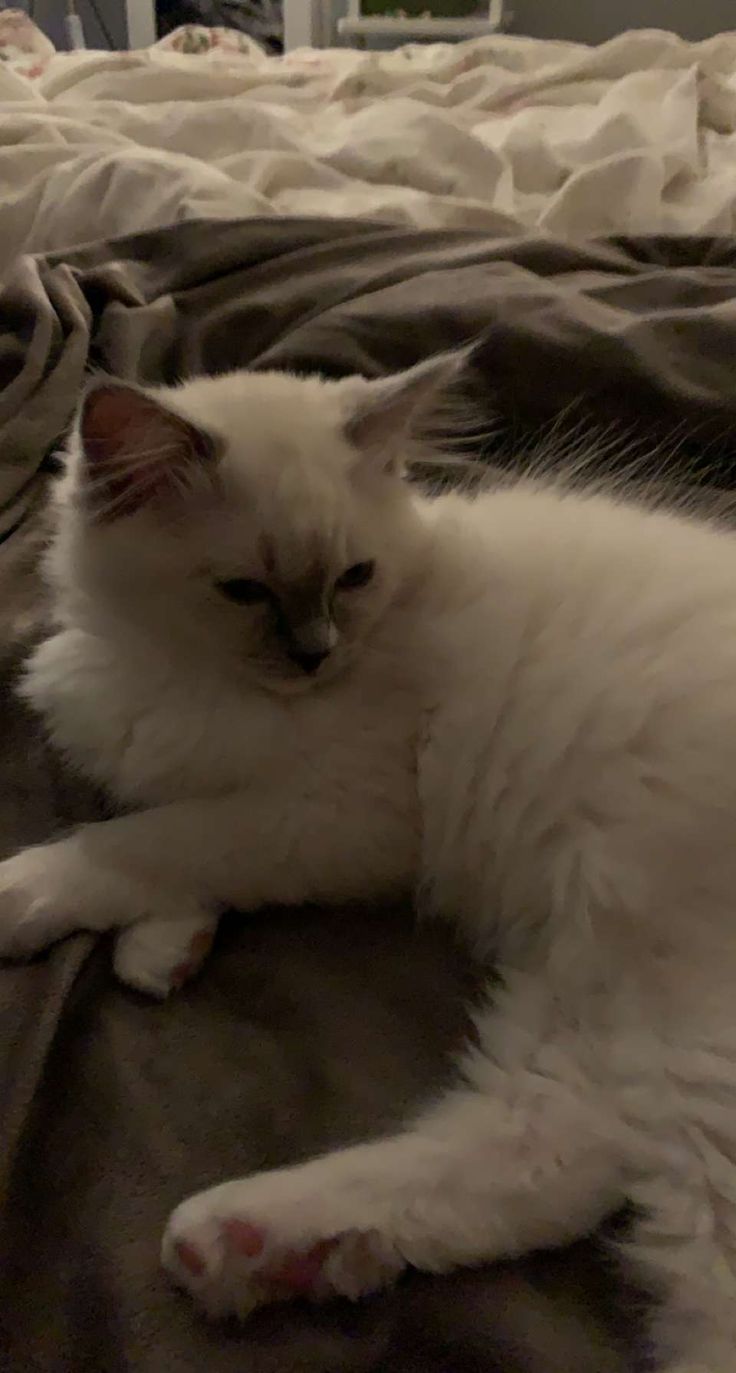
[345,351,466,468]
[80,383,214,522]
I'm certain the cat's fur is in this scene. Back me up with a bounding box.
[1,356,735,1371]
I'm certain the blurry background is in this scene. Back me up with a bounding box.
[10,0,736,51]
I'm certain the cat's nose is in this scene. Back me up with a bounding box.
[288,645,330,674]
[283,615,337,674]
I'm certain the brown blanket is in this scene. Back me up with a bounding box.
[5,217,736,1373]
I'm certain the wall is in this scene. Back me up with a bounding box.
[17,0,128,50]
[330,1,734,50]
[22,0,736,53]
[509,0,735,43]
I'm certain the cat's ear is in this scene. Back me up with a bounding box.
[343,349,467,475]
[76,380,218,522]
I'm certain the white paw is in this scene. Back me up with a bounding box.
[162,1174,404,1319]
[0,844,88,958]
[0,838,212,978]
[113,913,219,998]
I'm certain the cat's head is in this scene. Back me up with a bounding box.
[49,355,462,692]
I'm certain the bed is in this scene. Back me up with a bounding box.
[2,16,736,1373]
[2,16,736,274]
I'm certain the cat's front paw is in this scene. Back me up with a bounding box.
[162,1175,404,1319]
[0,843,91,958]
[113,913,219,998]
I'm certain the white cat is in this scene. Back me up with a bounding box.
[1,354,735,1372]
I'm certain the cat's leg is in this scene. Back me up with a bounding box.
[0,789,413,992]
[622,1168,736,1373]
[0,834,218,995]
[112,911,220,998]
[161,1070,624,1318]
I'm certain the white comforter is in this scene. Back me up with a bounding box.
[3,24,736,271]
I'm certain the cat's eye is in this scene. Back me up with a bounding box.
[336,560,375,591]
[217,578,271,606]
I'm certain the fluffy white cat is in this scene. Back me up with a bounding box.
[1,354,735,1372]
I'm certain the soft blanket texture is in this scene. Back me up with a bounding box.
[4,22,736,274]
[4,216,736,1370]
[4,218,736,537]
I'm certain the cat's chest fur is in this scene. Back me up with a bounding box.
[24,627,419,812]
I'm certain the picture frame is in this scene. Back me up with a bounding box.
[339,1,504,40]
[283,1,504,50]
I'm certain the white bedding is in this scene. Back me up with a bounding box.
[3,22,736,272]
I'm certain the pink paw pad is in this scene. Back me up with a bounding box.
[174,1239,207,1276]
[220,1220,338,1296]
[171,928,215,988]
[189,928,215,959]
[266,1238,338,1294]
[223,1219,266,1258]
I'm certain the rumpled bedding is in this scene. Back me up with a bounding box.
[3,16,736,278]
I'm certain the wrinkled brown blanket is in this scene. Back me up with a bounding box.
[5,218,736,1373]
